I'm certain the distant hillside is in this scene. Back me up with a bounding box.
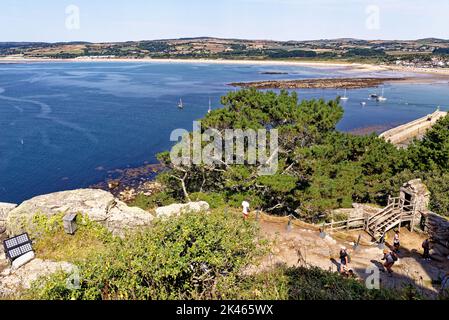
[1,37,449,64]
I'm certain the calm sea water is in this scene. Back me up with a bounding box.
[0,61,448,203]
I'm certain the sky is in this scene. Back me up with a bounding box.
[1,0,449,42]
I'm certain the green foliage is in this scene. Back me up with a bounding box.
[190,192,226,209]
[225,191,264,209]
[404,115,449,172]
[158,89,449,219]
[266,49,318,58]
[32,213,113,263]
[129,191,176,210]
[202,89,343,134]
[282,266,397,300]
[399,116,449,215]
[217,265,403,300]
[28,210,416,301]
[28,210,264,300]
[160,89,348,219]
[433,48,449,55]
[422,172,449,215]
[256,175,298,193]
[344,48,386,57]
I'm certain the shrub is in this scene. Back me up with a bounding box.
[216,265,402,300]
[27,210,264,300]
[190,192,226,209]
[32,213,113,263]
[129,191,176,210]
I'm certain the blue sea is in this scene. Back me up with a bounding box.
[1,61,448,203]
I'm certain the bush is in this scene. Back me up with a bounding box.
[27,211,421,301]
[129,191,176,210]
[217,265,402,300]
[32,213,113,263]
[190,192,226,209]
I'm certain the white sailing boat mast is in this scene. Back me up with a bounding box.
[208,98,212,114]
[178,98,184,109]
[378,87,387,101]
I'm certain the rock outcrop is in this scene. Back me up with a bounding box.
[330,203,382,229]
[0,258,75,297]
[155,201,210,218]
[423,212,449,243]
[230,77,405,90]
[400,179,430,227]
[422,211,449,260]
[6,189,153,237]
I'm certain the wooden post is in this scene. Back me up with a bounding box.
[331,212,334,231]
[364,212,369,232]
[286,216,292,233]
[410,199,417,232]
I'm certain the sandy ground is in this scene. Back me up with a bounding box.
[255,215,449,298]
[385,64,449,76]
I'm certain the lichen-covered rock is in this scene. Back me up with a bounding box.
[6,189,153,237]
[0,258,75,297]
[155,201,210,218]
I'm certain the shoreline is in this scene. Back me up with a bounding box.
[0,56,387,71]
[0,56,447,204]
[2,56,449,82]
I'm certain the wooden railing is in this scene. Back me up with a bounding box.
[322,196,419,241]
[366,197,401,226]
[322,216,366,231]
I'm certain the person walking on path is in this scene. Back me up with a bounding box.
[422,238,431,261]
[339,246,350,275]
[241,201,250,220]
[393,231,400,253]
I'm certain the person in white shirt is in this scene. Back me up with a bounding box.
[393,231,400,253]
[241,201,250,220]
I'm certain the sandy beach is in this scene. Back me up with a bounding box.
[0,55,385,70]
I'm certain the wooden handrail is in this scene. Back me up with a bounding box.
[322,196,419,241]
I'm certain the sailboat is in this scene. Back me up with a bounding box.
[376,88,387,102]
[177,98,184,109]
[208,98,212,114]
[340,89,349,101]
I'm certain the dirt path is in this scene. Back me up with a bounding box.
[256,215,449,298]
